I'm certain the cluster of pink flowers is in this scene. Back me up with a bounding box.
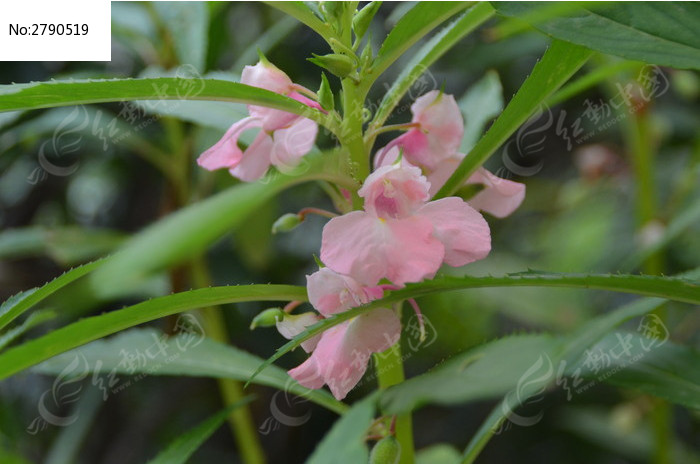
[197,60,320,181]
[197,61,525,400]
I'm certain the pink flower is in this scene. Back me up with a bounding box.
[307,268,383,316]
[426,156,526,218]
[321,163,490,286]
[288,307,400,400]
[276,312,322,353]
[462,167,526,219]
[197,60,320,182]
[374,98,525,218]
[375,90,463,170]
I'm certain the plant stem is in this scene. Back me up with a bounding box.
[191,257,267,464]
[161,113,265,464]
[341,77,370,184]
[374,305,415,464]
[618,70,670,464]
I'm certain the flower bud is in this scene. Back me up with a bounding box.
[353,1,382,40]
[318,73,335,111]
[272,213,302,234]
[369,436,401,464]
[250,308,284,330]
[321,1,344,22]
[308,53,355,79]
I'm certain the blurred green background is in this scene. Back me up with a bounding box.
[0,2,698,463]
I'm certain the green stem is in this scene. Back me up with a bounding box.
[191,258,267,464]
[162,113,265,464]
[616,68,670,464]
[374,306,415,464]
[341,77,370,184]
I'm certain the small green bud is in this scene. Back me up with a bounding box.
[369,436,401,464]
[250,308,285,330]
[353,1,382,40]
[318,73,335,111]
[360,41,373,68]
[272,213,302,234]
[308,53,355,78]
[321,1,344,22]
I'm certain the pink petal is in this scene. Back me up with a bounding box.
[270,117,318,172]
[359,163,431,219]
[466,168,526,218]
[228,130,274,182]
[276,312,322,352]
[289,308,401,400]
[287,356,325,390]
[196,117,262,171]
[241,61,293,94]
[241,61,300,131]
[426,156,463,197]
[307,268,383,317]
[418,197,491,267]
[411,90,463,155]
[249,106,299,133]
[289,91,323,111]
[321,211,444,286]
[392,129,436,168]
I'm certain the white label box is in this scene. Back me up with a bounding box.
[0,0,110,61]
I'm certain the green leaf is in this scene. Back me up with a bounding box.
[0,285,307,380]
[262,273,699,381]
[0,310,55,351]
[459,267,700,463]
[263,2,335,41]
[569,332,700,410]
[154,1,209,71]
[416,444,462,464]
[0,259,104,331]
[249,271,700,387]
[369,2,474,87]
[34,328,345,413]
[381,333,559,414]
[147,397,254,464]
[434,39,593,199]
[0,227,125,265]
[0,78,334,132]
[381,295,676,413]
[88,153,352,299]
[458,70,504,153]
[306,393,377,464]
[493,2,700,70]
[134,69,247,131]
[353,1,383,41]
[370,2,495,129]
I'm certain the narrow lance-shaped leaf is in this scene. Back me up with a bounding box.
[370,2,495,130]
[0,284,308,380]
[0,259,105,331]
[263,2,335,41]
[306,393,378,464]
[434,40,593,199]
[247,271,699,385]
[493,2,700,70]
[153,1,209,71]
[34,328,347,414]
[0,78,336,133]
[88,152,355,299]
[365,2,474,90]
